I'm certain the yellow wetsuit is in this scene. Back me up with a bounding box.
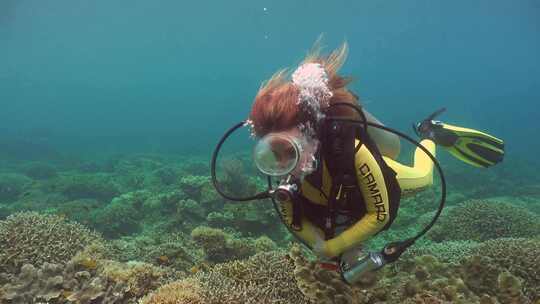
[277,139,436,258]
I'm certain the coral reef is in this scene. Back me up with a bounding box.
[1,152,539,303]
[403,240,480,264]
[190,226,277,263]
[21,162,58,180]
[140,279,204,304]
[109,230,202,272]
[90,191,150,238]
[144,167,179,189]
[0,173,32,203]
[53,198,102,225]
[428,199,540,242]
[465,238,540,301]
[289,245,360,304]
[0,212,104,274]
[0,246,177,304]
[141,249,310,304]
[55,173,120,202]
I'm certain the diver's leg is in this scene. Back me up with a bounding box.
[363,110,401,159]
[383,139,436,192]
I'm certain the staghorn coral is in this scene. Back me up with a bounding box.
[428,199,540,242]
[0,212,104,274]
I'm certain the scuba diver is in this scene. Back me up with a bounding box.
[211,43,504,284]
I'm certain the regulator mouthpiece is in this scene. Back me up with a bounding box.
[253,134,301,177]
[271,177,299,202]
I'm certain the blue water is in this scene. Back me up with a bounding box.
[1,0,539,159]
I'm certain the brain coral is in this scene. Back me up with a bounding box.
[428,199,540,242]
[0,212,104,273]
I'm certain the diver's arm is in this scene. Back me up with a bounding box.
[277,197,326,248]
[383,139,435,191]
[322,214,387,257]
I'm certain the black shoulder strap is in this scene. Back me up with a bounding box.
[322,120,358,238]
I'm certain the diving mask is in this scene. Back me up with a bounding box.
[253,133,301,177]
[253,128,319,178]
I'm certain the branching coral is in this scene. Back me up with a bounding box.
[0,212,104,274]
[289,245,360,304]
[140,279,204,304]
[197,250,309,304]
[90,190,151,238]
[140,249,309,304]
[465,238,540,301]
[109,231,202,272]
[139,237,540,304]
[179,175,210,201]
[190,226,278,263]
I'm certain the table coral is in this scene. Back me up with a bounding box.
[428,199,540,242]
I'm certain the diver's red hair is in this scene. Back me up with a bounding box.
[249,42,361,138]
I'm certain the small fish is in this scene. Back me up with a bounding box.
[156,255,170,265]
